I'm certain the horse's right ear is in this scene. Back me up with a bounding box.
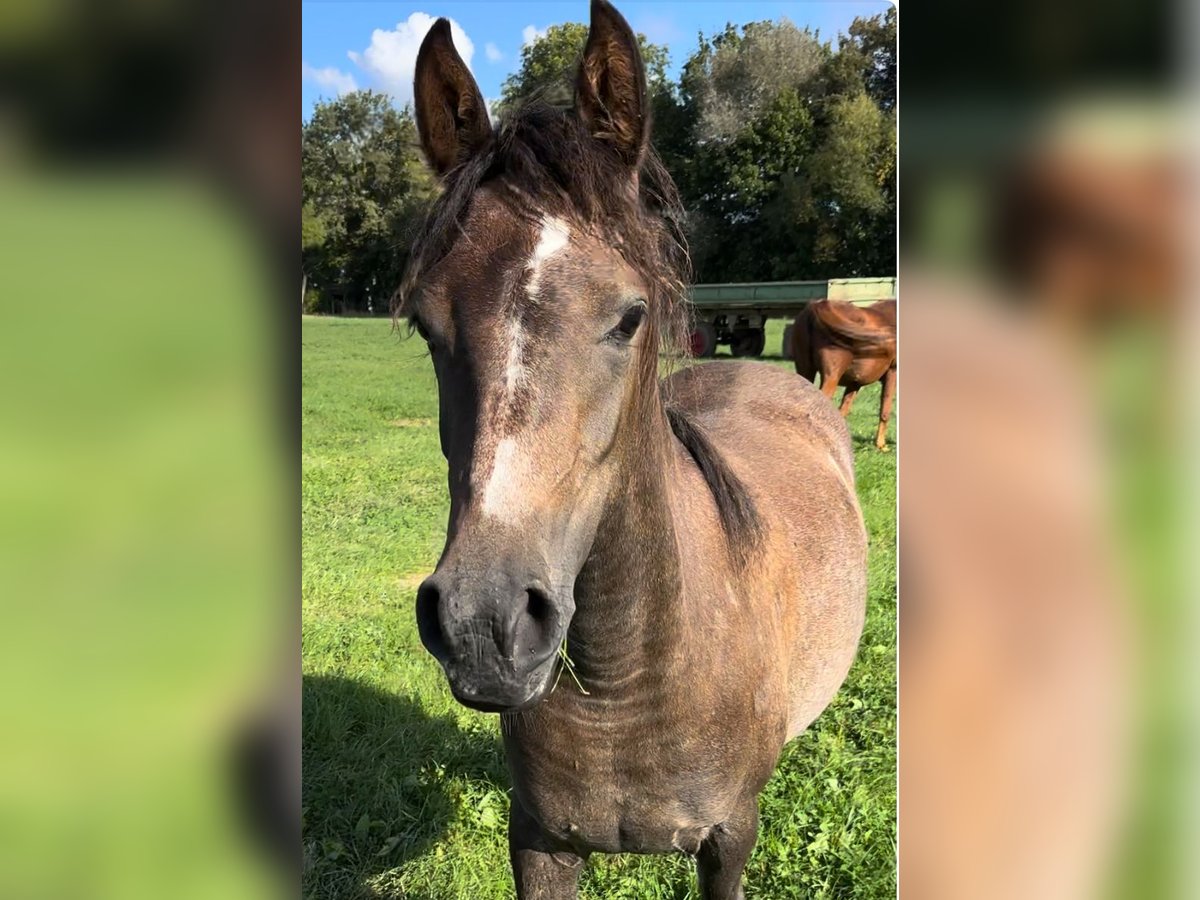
[413,18,491,177]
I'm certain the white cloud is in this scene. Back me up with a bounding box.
[485,42,503,63]
[348,13,475,107]
[302,61,358,96]
[522,25,548,47]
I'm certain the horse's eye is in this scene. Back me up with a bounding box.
[608,304,646,343]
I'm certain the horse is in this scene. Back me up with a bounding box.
[991,137,1177,327]
[792,298,897,451]
[398,3,867,897]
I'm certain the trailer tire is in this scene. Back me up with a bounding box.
[689,323,718,358]
[782,324,795,360]
[730,328,766,358]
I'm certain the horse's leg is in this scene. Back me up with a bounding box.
[819,357,843,400]
[838,384,860,417]
[697,801,758,900]
[876,366,897,451]
[509,800,584,899]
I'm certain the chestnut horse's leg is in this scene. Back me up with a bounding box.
[509,800,584,899]
[838,384,860,417]
[696,801,758,900]
[876,366,897,451]
[818,355,845,400]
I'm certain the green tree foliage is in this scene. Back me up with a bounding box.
[846,6,897,114]
[498,23,670,114]
[301,91,435,314]
[685,21,827,143]
[301,202,327,252]
[663,13,896,282]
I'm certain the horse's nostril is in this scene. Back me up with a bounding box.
[415,579,449,663]
[509,586,556,665]
[525,587,551,624]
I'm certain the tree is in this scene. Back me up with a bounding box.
[845,7,897,115]
[668,21,826,280]
[684,20,827,142]
[498,23,670,114]
[301,202,327,252]
[301,91,435,313]
[301,202,327,312]
[666,14,896,283]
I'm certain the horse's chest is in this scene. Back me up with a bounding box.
[505,718,739,855]
[518,776,718,855]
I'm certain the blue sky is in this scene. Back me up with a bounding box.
[302,1,892,119]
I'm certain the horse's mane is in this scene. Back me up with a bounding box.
[665,404,763,563]
[394,99,692,364]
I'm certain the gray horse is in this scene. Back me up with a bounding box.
[398,3,867,896]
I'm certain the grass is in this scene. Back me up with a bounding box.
[302,316,896,899]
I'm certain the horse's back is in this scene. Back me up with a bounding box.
[666,360,854,482]
[814,298,896,329]
[665,361,867,738]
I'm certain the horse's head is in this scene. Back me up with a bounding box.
[400,1,687,711]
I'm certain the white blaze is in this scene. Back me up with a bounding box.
[478,215,571,523]
[503,318,525,401]
[481,437,529,522]
[524,215,570,299]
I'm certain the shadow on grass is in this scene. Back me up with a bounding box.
[302,674,506,896]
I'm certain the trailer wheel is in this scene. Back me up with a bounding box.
[730,328,766,358]
[782,324,795,360]
[689,323,718,358]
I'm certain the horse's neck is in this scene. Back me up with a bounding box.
[565,406,685,688]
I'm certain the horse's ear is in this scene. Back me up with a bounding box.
[575,0,649,168]
[414,18,491,177]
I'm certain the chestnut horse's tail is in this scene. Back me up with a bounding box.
[809,300,895,351]
[792,308,817,382]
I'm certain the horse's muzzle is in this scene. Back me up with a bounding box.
[415,571,568,712]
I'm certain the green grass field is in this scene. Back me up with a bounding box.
[302,316,896,899]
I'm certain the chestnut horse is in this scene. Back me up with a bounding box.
[793,298,897,450]
[399,3,867,897]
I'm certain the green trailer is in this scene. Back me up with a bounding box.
[687,277,896,358]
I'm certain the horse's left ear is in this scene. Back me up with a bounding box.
[575,0,649,168]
